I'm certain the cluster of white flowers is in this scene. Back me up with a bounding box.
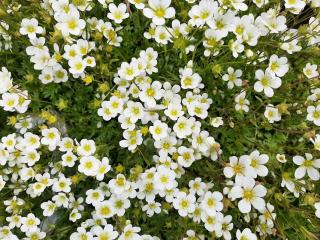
[0,67,31,113]
[1,0,320,239]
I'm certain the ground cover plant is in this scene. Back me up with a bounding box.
[0,0,320,239]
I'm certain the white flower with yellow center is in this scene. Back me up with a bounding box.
[177,146,195,168]
[108,3,129,24]
[307,105,320,126]
[86,189,104,206]
[236,228,257,240]
[91,225,119,240]
[78,156,100,176]
[230,178,267,213]
[143,0,175,26]
[21,213,40,233]
[254,69,281,98]
[201,191,223,215]
[173,191,196,217]
[41,127,61,151]
[267,54,289,77]
[293,153,320,181]
[41,201,57,217]
[20,18,43,39]
[95,200,114,218]
[56,9,86,36]
[77,139,96,157]
[180,68,202,90]
[69,56,87,75]
[52,176,72,193]
[0,93,19,112]
[108,174,130,194]
[154,165,176,190]
[149,120,168,140]
[303,63,318,79]
[223,155,255,184]
[173,116,193,139]
[62,152,77,167]
[264,105,281,123]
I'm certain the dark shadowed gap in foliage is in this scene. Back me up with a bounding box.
[282,4,315,28]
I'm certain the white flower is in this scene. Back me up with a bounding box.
[276,154,287,163]
[236,228,257,240]
[222,67,242,89]
[223,155,255,184]
[293,153,320,181]
[41,201,57,216]
[143,0,176,25]
[52,176,72,193]
[264,105,281,123]
[173,116,193,139]
[285,0,306,13]
[259,203,276,227]
[230,178,267,213]
[0,93,19,112]
[21,213,40,233]
[235,91,249,112]
[108,3,129,24]
[267,55,289,77]
[189,177,206,196]
[142,201,161,217]
[201,211,223,233]
[119,129,143,151]
[180,68,202,89]
[188,0,218,26]
[129,0,146,9]
[118,224,141,240]
[20,18,43,39]
[154,165,176,190]
[108,174,130,194]
[91,225,119,240]
[307,105,320,126]
[303,63,318,79]
[95,200,115,218]
[173,191,196,217]
[200,191,223,215]
[164,102,184,120]
[254,69,281,97]
[69,57,87,75]
[259,13,287,33]
[62,152,77,167]
[77,139,96,156]
[56,9,86,36]
[248,150,269,177]
[210,117,223,128]
[177,146,195,167]
[96,157,111,181]
[110,195,131,216]
[86,189,104,206]
[0,67,13,94]
[220,215,233,240]
[139,81,164,107]
[69,209,81,222]
[230,39,244,58]
[149,120,168,140]
[154,25,172,44]
[41,127,61,151]
[78,156,100,176]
